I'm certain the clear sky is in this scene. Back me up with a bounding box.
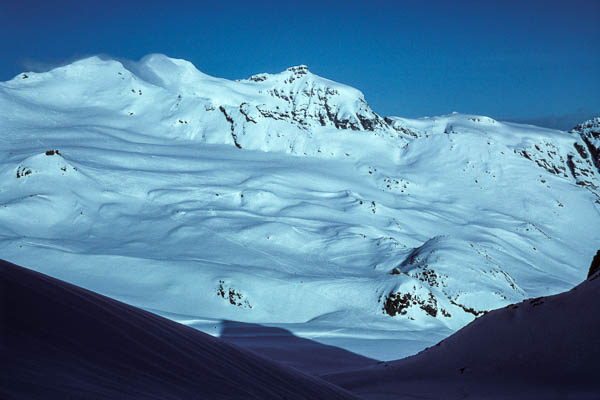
[1,0,599,129]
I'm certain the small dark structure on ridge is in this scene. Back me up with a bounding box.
[587,250,600,279]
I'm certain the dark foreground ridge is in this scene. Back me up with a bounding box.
[0,259,357,400]
[325,254,600,399]
[587,249,600,279]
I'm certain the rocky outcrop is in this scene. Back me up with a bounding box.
[384,117,425,138]
[243,65,390,133]
[381,290,441,318]
[570,117,600,174]
[217,280,252,309]
[15,151,78,179]
[513,118,600,200]
[219,106,242,149]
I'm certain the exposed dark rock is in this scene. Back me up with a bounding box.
[243,67,389,133]
[382,291,438,318]
[219,106,242,149]
[385,118,422,138]
[570,117,600,173]
[567,155,578,182]
[515,134,599,200]
[16,166,32,179]
[413,267,444,288]
[519,149,532,161]
[573,142,588,159]
[528,297,545,307]
[239,102,257,123]
[582,136,600,172]
[217,280,252,308]
[256,104,290,121]
[248,73,268,82]
[517,148,567,177]
[286,65,309,76]
[382,292,413,316]
[450,299,485,317]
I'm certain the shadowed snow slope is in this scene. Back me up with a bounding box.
[1,54,599,361]
[326,270,600,399]
[218,320,378,375]
[0,259,357,400]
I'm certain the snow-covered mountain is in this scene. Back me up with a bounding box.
[1,54,598,360]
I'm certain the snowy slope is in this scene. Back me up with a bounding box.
[0,55,599,361]
[326,269,600,399]
[0,259,358,400]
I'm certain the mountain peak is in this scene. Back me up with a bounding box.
[130,54,214,90]
[285,65,310,75]
[570,116,600,135]
[246,65,311,83]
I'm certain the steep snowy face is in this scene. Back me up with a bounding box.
[1,55,599,361]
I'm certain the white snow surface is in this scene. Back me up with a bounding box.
[1,55,599,361]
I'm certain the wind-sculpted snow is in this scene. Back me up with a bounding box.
[0,54,599,360]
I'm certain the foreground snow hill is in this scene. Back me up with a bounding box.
[2,257,598,399]
[0,54,599,360]
[0,259,358,400]
[326,263,600,399]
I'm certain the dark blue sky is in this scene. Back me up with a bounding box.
[1,0,599,128]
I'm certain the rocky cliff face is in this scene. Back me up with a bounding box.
[243,65,389,132]
[570,117,600,173]
[515,138,599,201]
[506,117,600,202]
